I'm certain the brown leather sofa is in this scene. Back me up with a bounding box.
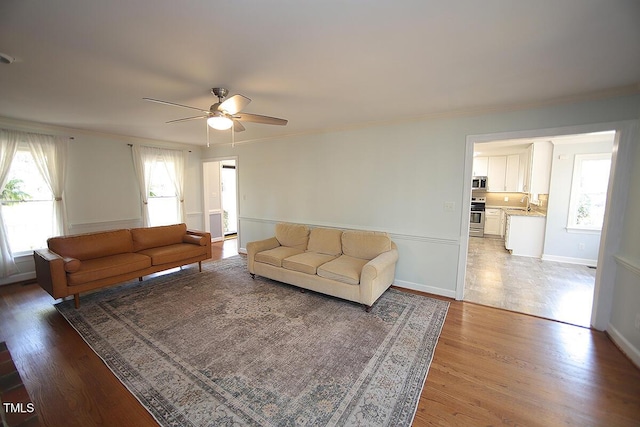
[34,223,211,308]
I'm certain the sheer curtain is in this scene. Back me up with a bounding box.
[158,148,186,223]
[132,145,186,227]
[27,134,68,236]
[0,130,19,278]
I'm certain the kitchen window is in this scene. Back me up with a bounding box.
[567,153,611,232]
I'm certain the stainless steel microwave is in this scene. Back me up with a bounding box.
[472,176,487,191]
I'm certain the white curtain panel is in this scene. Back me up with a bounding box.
[158,148,186,223]
[132,145,154,227]
[132,145,186,227]
[27,134,68,236]
[0,130,20,278]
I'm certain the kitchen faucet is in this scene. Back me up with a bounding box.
[521,194,531,211]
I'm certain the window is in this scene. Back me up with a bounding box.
[147,158,179,227]
[1,147,55,254]
[567,153,611,231]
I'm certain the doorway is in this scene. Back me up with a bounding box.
[464,132,615,327]
[457,121,637,331]
[202,158,239,243]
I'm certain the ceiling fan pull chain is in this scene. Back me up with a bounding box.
[206,121,210,148]
[231,122,235,148]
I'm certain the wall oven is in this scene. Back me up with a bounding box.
[470,196,486,237]
[472,176,488,191]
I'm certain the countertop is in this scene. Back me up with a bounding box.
[487,205,547,217]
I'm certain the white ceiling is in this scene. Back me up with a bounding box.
[1,0,639,146]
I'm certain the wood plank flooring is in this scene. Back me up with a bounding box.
[1,240,639,426]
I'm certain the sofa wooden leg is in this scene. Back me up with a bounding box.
[199,261,202,272]
[250,273,255,279]
[74,294,80,309]
[139,277,143,281]
[364,305,372,313]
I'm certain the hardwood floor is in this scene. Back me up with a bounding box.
[1,239,639,426]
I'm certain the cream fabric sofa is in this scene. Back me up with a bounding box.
[247,223,398,311]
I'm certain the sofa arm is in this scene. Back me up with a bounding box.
[246,237,280,274]
[33,249,69,299]
[360,248,399,306]
[186,229,212,259]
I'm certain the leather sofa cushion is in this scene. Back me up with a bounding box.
[282,252,337,275]
[138,243,208,266]
[307,227,343,256]
[255,246,304,267]
[275,223,309,250]
[342,230,391,260]
[131,223,187,252]
[67,253,151,286]
[317,255,369,285]
[48,229,133,260]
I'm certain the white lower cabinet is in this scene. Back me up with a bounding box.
[504,214,546,257]
[484,208,502,235]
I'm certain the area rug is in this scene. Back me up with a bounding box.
[56,256,449,426]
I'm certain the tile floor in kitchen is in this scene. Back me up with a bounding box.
[464,236,596,327]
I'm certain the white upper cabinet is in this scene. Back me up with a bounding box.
[481,154,523,192]
[529,141,553,199]
[472,156,488,176]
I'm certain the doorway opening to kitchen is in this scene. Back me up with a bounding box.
[463,129,616,328]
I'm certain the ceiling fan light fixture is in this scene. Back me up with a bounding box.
[207,115,233,130]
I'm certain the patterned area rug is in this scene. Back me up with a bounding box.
[56,256,449,426]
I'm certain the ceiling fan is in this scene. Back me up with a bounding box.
[143,87,288,133]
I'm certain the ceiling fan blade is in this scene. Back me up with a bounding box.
[166,115,209,124]
[235,112,288,126]
[143,97,210,114]
[233,120,246,132]
[219,94,251,115]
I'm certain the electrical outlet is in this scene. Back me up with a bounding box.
[578,243,585,250]
[444,202,455,212]
[504,196,509,202]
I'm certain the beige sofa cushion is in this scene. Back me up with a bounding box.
[342,230,391,260]
[275,223,310,250]
[307,227,343,256]
[317,255,369,285]
[255,246,304,267]
[282,252,337,275]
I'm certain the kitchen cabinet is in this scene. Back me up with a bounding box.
[473,156,488,176]
[486,154,522,192]
[484,208,502,235]
[528,141,553,199]
[504,212,546,257]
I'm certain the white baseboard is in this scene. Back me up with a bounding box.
[0,272,36,286]
[607,323,640,369]
[541,254,597,267]
[393,279,456,299]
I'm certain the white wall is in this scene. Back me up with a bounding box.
[208,93,640,362]
[543,136,615,265]
[211,95,640,294]
[609,129,640,366]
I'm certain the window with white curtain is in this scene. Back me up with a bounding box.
[567,153,612,231]
[1,146,55,253]
[147,157,180,226]
[132,145,185,228]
